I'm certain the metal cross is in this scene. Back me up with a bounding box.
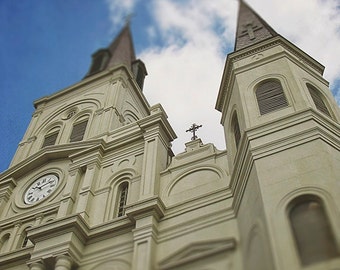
[186,123,202,141]
[124,13,135,25]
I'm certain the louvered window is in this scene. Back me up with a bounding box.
[88,49,110,76]
[307,84,331,117]
[232,113,241,149]
[117,182,128,217]
[42,132,58,148]
[289,197,338,266]
[70,120,88,142]
[256,80,288,115]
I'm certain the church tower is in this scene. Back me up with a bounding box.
[216,1,340,269]
[0,22,177,269]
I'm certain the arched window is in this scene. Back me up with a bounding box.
[21,227,33,248]
[307,84,331,117]
[0,233,10,253]
[117,182,129,217]
[42,127,59,148]
[70,118,88,142]
[231,112,241,149]
[256,79,288,115]
[289,196,338,265]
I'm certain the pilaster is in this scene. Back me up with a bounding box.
[126,196,165,270]
[75,163,99,222]
[139,104,176,200]
[0,177,16,217]
[58,168,82,218]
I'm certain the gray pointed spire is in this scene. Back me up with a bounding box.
[106,22,136,70]
[234,1,278,51]
[86,23,136,77]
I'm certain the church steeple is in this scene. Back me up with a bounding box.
[86,22,147,89]
[234,0,278,51]
[106,22,136,70]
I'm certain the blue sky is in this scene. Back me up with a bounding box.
[1,0,340,172]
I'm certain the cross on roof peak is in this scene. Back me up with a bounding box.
[186,123,202,141]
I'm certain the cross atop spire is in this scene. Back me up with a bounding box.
[186,123,202,141]
[234,1,278,51]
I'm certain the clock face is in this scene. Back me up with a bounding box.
[24,174,59,205]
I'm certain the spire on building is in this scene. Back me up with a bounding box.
[85,22,136,77]
[85,22,147,90]
[234,0,278,51]
[106,22,136,70]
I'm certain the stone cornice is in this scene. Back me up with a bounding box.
[159,238,236,269]
[0,246,33,267]
[125,196,166,222]
[0,140,104,180]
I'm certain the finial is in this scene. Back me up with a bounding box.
[186,123,202,141]
[124,13,135,26]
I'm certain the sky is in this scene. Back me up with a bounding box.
[1,0,340,173]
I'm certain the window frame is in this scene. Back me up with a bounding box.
[255,79,289,115]
[288,195,339,266]
[117,182,129,217]
[69,118,88,142]
[306,83,332,118]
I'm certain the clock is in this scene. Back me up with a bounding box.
[24,174,59,204]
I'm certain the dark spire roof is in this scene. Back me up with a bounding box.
[234,0,278,51]
[106,22,136,70]
[85,23,136,77]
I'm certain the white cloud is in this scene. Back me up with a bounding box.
[249,0,340,85]
[106,0,340,154]
[105,0,138,27]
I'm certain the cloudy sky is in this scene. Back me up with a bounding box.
[1,0,339,172]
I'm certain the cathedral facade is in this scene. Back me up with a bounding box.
[0,2,339,270]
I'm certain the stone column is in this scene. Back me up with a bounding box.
[29,262,46,270]
[55,255,73,270]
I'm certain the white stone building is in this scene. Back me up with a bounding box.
[0,2,339,269]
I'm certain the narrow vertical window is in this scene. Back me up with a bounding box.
[232,113,241,149]
[307,84,331,117]
[20,227,33,248]
[289,197,338,265]
[70,120,88,142]
[256,80,288,115]
[117,182,129,217]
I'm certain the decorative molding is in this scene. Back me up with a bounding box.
[158,238,236,269]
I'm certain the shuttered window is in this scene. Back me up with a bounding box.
[256,80,288,115]
[289,197,338,266]
[232,113,241,149]
[117,182,129,217]
[70,120,88,142]
[42,131,58,148]
[307,84,331,117]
